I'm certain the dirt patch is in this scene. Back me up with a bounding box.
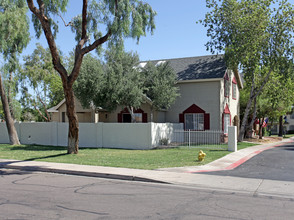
[244,136,283,144]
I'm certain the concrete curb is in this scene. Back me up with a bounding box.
[1,138,293,185]
[0,159,168,184]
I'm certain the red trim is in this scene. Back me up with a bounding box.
[224,104,231,114]
[118,107,147,123]
[204,113,210,130]
[232,76,237,84]
[179,114,184,123]
[224,71,229,80]
[222,104,231,133]
[182,104,206,114]
[179,104,210,130]
[142,113,147,123]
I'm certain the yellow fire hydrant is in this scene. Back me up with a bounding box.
[198,150,206,162]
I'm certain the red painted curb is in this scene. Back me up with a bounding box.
[188,139,293,173]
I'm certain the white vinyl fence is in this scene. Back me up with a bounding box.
[0,122,236,151]
[0,122,182,150]
[169,129,227,149]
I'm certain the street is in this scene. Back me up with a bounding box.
[1,169,294,220]
[206,141,294,182]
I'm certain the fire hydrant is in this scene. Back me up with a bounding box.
[198,150,206,162]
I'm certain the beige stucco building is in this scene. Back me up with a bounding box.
[48,97,98,123]
[49,55,243,133]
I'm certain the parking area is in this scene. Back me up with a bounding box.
[206,141,294,182]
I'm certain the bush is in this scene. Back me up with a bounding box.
[159,138,169,145]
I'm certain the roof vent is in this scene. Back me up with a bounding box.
[155,61,166,66]
[137,62,147,68]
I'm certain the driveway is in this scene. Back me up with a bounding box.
[206,141,294,182]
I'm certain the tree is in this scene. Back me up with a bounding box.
[259,71,294,137]
[200,0,294,141]
[1,60,22,121]
[75,48,145,122]
[26,0,156,154]
[105,47,144,122]
[0,0,30,145]
[21,44,64,122]
[142,62,179,112]
[0,101,3,121]
[75,48,179,123]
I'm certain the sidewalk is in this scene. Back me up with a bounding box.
[1,138,294,198]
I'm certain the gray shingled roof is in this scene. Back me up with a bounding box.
[144,55,227,81]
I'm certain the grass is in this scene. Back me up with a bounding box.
[0,142,256,170]
[269,134,294,139]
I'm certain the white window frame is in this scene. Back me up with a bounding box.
[232,82,237,99]
[184,113,204,130]
[225,78,230,97]
[134,113,142,123]
[224,113,230,134]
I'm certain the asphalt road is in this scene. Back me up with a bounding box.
[206,141,294,182]
[1,169,294,220]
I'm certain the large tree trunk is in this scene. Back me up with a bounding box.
[278,115,283,137]
[64,87,79,154]
[246,97,257,137]
[7,72,15,120]
[26,0,111,154]
[238,97,254,141]
[259,117,264,139]
[238,70,272,142]
[0,73,20,145]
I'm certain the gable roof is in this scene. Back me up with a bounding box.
[47,99,66,113]
[144,55,227,81]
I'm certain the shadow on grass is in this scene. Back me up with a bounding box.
[23,153,68,161]
[9,145,67,151]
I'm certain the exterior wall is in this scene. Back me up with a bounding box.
[165,80,221,130]
[50,98,98,123]
[102,102,160,123]
[154,111,166,123]
[220,70,240,132]
[51,112,60,122]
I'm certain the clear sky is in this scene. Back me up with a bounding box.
[22,1,211,61]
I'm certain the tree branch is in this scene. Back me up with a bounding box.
[33,102,49,121]
[251,69,272,100]
[82,30,112,55]
[59,13,72,27]
[26,0,68,85]
[81,0,88,40]
[37,95,51,121]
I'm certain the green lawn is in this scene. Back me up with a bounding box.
[270,134,294,139]
[0,142,256,170]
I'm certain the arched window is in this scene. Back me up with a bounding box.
[224,72,230,98]
[223,104,231,134]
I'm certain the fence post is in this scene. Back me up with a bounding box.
[228,126,237,152]
[188,129,191,148]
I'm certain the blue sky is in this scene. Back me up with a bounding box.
[22,1,211,61]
